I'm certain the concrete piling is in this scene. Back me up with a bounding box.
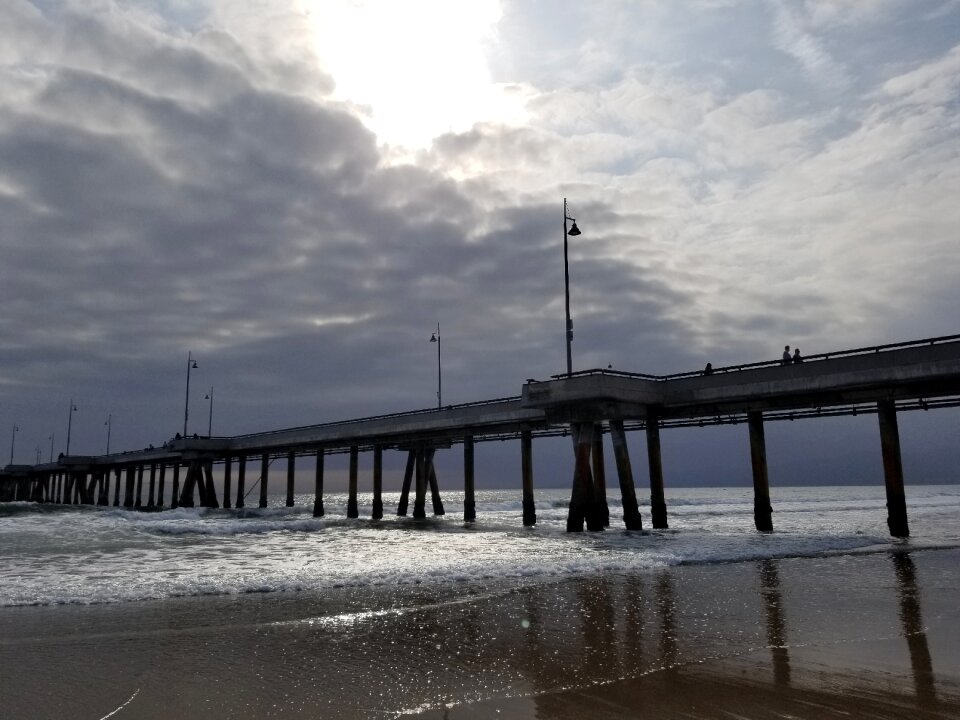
[286,452,296,508]
[134,465,144,508]
[123,466,135,508]
[235,454,246,509]
[463,433,476,522]
[170,463,180,509]
[609,420,643,531]
[202,460,219,508]
[397,450,415,516]
[592,424,610,527]
[372,445,383,520]
[521,429,536,526]
[878,399,910,537]
[567,423,603,532]
[413,445,427,519]
[156,464,166,509]
[748,410,773,532]
[646,412,669,529]
[427,449,445,516]
[259,454,269,508]
[222,457,232,509]
[147,463,157,508]
[347,446,359,518]
[312,449,324,517]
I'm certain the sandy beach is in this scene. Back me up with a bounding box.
[2,546,957,719]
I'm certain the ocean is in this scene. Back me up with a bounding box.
[1,485,959,719]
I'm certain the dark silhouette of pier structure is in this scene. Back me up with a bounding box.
[3,334,960,537]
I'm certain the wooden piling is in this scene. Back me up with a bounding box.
[609,420,643,530]
[259,453,269,508]
[347,446,359,518]
[286,452,296,508]
[646,412,669,529]
[372,445,383,520]
[463,433,476,522]
[427,449,445,516]
[235,454,246,508]
[312,449,324,517]
[878,399,910,537]
[748,410,773,532]
[592,424,610,527]
[170,463,181,509]
[413,445,427,519]
[397,450,415,516]
[521,429,536,526]
[147,463,157,508]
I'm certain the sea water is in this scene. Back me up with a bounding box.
[2,485,959,608]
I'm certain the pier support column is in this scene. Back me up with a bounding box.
[521,429,536,526]
[235,454,246,508]
[202,460,219,508]
[878,399,910,537]
[222,457,232,509]
[156,464,166,509]
[347,446,359,518]
[286,452,296,508]
[463,433,476,522]
[592,424,610,527]
[312,450,324,517]
[610,420,643,531]
[134,465,144,508]
[178,462,196,508]
[372,445,383,520]
[113,468,122,506]
[748,410,773,532]
[427,449,445,516]
[147,463,157,508]
[123,466,135,508]
[170,463,181,509]
[397,450,415,516]
[259,453,270,508]
[646,412,668,529]
[98,471,109,506]
[567,423,603,532]
[413,445,427,519]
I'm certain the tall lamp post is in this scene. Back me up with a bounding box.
[48,434,54,463]
[429,324,441,409]
[65,399,78,455]
[105,414,112,455]
[9,424,19,465]
[204,387,214,437]
[183,351,198,437]
[562,198,582,377]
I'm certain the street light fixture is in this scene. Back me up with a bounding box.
[183,351,198,437]
[65,399,78,455]
[563,197,582,377]
[9,423,19,465]
[429,324,441,409]
[204,387,214,437]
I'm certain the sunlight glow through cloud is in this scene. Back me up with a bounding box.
[303,0,527,148]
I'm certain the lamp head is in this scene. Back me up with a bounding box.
[191,361,198,369]
[430,333,438,343]
[568,221,581,236]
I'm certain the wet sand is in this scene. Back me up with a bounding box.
[1,547,958,719]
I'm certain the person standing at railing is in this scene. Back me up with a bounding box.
[793,348,803,363]
[782,345,792,365]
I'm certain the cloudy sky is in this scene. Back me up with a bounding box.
[2,0,959,491]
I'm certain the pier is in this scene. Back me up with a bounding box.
[3,334,960,537]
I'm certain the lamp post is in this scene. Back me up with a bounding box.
[105,414,112,455]
[429,323,441,409]
[9,424,19,465]
[563,197,582,377]
[48,434,54,463]
[65,399,78,455]
[204,387,214,437]
[183,351,198,437]
[35,447,41,465]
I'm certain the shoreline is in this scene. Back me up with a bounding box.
[2,547,958,719]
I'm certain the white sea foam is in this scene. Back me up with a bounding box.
[1,486,958,607]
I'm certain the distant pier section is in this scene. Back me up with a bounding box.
[4,334,960,537]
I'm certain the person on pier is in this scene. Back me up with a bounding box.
[793,348,803,363]
[782,345,792,365]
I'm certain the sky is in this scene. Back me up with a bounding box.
[1,0,959,492]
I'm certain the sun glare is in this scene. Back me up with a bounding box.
[303,0,525,149]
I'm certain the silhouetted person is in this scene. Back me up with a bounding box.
[793,348,803,363]
[782,345,792,365]
[704,362,714,375]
